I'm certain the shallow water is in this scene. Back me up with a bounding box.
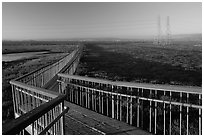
[2,51,48,62]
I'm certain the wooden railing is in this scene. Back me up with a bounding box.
[3,45,83,135]
[2,94,68,135]
[14,46,82,88]
[58,74,202,135]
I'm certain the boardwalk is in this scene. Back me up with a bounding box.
[4,46,201,135]
[64,101,151,135]
[46,74,150,135]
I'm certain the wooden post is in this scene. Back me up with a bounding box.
[92,90,94,110]
[163,91,166,135]
[69,85,72,102]
[107,92,109,116]
[72,86,74,103]
[169,91,172,135]
[199,94,201,135]
[80,87,82,106]
[23,92,28,112]
[11,85,17,116]
[186,93,189,135]
[141,88,143,128]
[149,89,152,132]
[130,88,133,125]
[99,92,101,113]
[101,83,104,114]
[180,92,182,135]
[94,90,97,112]
[120,95,122,121]
[16,87,21,115]
[88,88,90,109]
[112,85,114,119]
[155,90,157,134]
[19,89,24,111]
[137,88,140,127]
[60,103,64,135]
[86,88,88,108]
[102,92,104,114]
[126,96,129,123]
[117,92,119,120]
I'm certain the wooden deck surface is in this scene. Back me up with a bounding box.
[46,75,151,135]
[64,101,151,135]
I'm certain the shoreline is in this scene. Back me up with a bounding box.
[2,49,50,55]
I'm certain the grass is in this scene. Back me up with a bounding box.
[75,42,201,134]
[76,42,201,87]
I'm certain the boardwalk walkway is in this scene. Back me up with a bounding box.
[64,101,151,135]
[45,76,151,135]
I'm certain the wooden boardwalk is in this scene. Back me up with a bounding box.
[64,101,151,135]
[45,78,151,135]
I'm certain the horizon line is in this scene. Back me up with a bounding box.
[2,33,202,41]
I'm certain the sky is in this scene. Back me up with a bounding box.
[2,2,202,40]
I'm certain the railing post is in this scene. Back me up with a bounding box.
[130,88,133,125]
[72,86,74,103]
[186,93,189,135]
[94,89,97,112]
[163,91,166,135]
[102,91,104,114]
[58,81,61,94]
[107,92,109,116]
[19,88,24,112]
[169,91,172,135]
[61,102,65,135]
[116,88,119,120]
[69,85,71,102]
[141,88,143,128]
[57,72,201,135]
[80,86,82,106]
[16,87,21,115]
[149,89,152,132]
[155,90,157,134]
[126,96,129,123]
[120,94,122,121]
[11,85,17,117]
[99,92,101,113]
[88,88,90,109]
[137,88,140,128]
[180,92,182,135]
[199,94,202,135]
[86,88,88,108]
[112,85,114,119]
[92,90,94,110]
[24,91,28,112]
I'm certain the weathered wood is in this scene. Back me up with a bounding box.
[39,107,69,135]
[2,95,67,135]
[11,80,59,99]
[58,73,201,94]
[65,101,152,135]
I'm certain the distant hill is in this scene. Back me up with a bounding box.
[172,33,202,42]
[2,33,201,42]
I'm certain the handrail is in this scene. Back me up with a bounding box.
[58,80,202,109]
[13,52,72,82]
[58,73,202,135]
[5,45,83,135]
[58,74,202,94]
[10,80,59,99]
[13,46,81,84]
[39,107,69,135]
[2,94,67,135]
